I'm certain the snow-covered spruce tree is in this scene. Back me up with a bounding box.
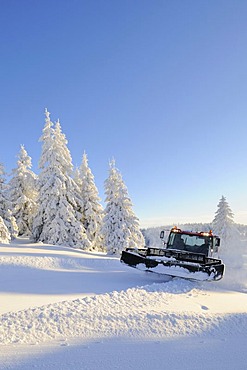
[74,152,103,250]
[0,163,18,238]
[0,163,8,219]
[4,209,18,239]
[8,145,37,236]
[0,163,9,216]
[101,160,144,255]
[31,108,53,242]
[212,195,240,248]
[32,110,90,249]
[0,215,11,244]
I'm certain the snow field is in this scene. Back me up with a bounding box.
[0,238,247,370]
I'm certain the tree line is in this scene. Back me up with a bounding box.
[0,109,144,254]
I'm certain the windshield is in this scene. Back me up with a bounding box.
[167,232,212,255]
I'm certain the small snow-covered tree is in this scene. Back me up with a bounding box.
[0,163,9,218]
[212,195,240,249]
[101,160,145,255]
[75,152,103,249]
[32,110,90,249]
[0,215,11,244]
[8,145,37,236]
[4,209,18,239]
[0,163,18,238]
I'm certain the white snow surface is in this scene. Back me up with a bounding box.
[0,238,247,369]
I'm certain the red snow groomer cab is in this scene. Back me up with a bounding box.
[120,227,225,281]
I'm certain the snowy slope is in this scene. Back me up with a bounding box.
[0,238,247,369]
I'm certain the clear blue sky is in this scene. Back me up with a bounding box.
[1,0,247,227]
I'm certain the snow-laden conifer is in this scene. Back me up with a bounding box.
[213,196,234,239]
[75,152,103,249]
[0,215,11,243]
[32,109,54,242]
[0,163,9,218]
[8,145,37,236]
[101,160,144,254]
[32,110,90,249]
[0,163,18,238]
[4,209,18,239]
[212,195,240,250]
